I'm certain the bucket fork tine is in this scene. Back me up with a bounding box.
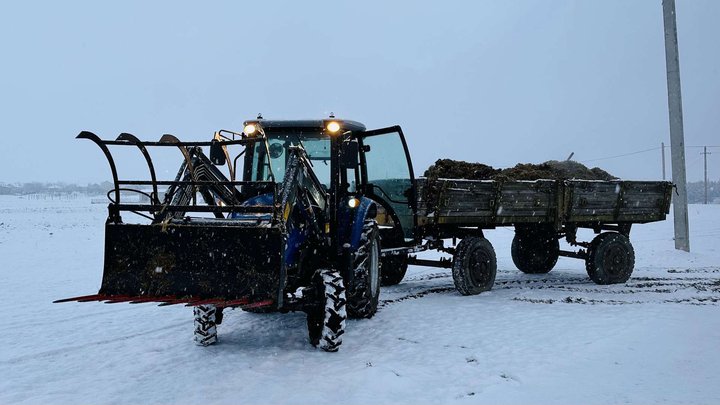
[116,133,161,205]
[77,131,121,221]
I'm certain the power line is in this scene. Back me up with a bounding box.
[686,154,704,169]
[582,145,720,164]
[582,147,661,163]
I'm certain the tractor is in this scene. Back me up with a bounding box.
[58,118,414,351]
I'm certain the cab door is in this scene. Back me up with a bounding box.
[358,126,417,244]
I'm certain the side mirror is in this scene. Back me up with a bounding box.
[340,140,359,169]
[210,139,226,165]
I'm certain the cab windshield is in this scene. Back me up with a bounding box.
[250,131,331,186]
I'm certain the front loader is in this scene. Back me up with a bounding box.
[57,119,383,351]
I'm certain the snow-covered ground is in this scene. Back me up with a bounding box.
[1,196,719,404]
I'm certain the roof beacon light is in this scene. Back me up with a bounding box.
[326,121,341,134]
[244,124,257,136]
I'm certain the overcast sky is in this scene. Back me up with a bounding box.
[0,0,717,184]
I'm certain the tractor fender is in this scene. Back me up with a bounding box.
[230,192,273,220]
[346,197,377,251]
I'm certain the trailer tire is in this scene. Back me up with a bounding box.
[347,220,381,319]
[452,237,497,296]
[193,304,218,346]
[307,269,347,352]
[380,254,408,286]
[511,225,560,274]
[585,232,635,285]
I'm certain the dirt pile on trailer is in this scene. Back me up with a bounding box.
[496,160,616,182]
[422,159,502,181]
[422,159,617,210]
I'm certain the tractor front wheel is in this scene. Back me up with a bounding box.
[347,220,381,319]
[306,269,347,352]
[193,304,219,346]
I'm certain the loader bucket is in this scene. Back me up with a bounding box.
[98,222,283,302]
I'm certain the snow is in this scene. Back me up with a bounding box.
[1,196,719,404]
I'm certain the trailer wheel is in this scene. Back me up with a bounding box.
[452,237,497,295]
[193,304,218,346]
[347,220,381,319]
[307,269,347,352]
[585,232,635,285]
[381,254,408,286]
[511,225,560,274]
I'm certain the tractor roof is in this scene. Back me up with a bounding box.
[244,119,367,133]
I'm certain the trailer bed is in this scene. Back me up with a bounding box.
[417,178,673,229]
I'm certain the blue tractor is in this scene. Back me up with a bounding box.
[58,118,418,351]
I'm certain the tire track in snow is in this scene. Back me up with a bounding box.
[380,269,720,308]
[513,296,720,305]
[21,306,144,329]
[378,287,456,308]
[666,266,720,274]
[0,321,188,365]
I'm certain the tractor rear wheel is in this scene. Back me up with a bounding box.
[306,269,347,352]
[452,237,497,296]
[193,304,219,346]
[381,254,408,286]
[347,220,381,319]
[586,232,635,285]
[511,225,560,274]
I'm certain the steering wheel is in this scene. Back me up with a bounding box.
[269,142,284,159]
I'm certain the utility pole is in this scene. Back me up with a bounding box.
[662,0,690,252]
[661,142,666,180]
[703,146,710,204]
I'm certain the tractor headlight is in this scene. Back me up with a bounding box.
[326,121,341,134]
[243,124,257,136]
[348,197,360,208]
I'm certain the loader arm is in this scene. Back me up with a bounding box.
[161,149,245,221]
[277,146,328,235]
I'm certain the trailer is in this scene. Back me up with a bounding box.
[347,125,672,291]
[376,177,672,290]
[57,118,673,350]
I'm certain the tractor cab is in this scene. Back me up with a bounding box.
[239,119,365,189]
[214,119,418,247]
